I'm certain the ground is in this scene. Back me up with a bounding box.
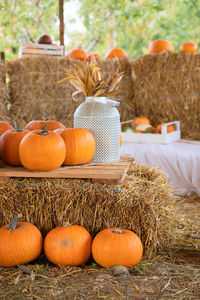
[0,195,199,300]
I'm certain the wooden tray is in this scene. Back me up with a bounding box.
[0,154,133,185]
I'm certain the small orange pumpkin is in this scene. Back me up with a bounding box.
[19,127,66,171]
[92,228,143,268]
[179,42,198,53]
[148,39,174,54]
[44,225,92,266]
[0,123,30,166]
[0,121,14,137]
[66,49,88,60]
[133,117,150,128]
[156,123,175,134]
[105,48,128,59]
[61,128,95,165]
[0,216,43,267]
[25,120,65,131]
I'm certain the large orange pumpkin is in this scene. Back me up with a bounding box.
[0,124,30,166]
[0,216,43,267]
[66,49,87,60]
[105,48,128,59]
[133,117,150,128]
[179,42,198,53]
[0,121,14,136]
[19,128,66,171]
[44,225,92,266]
[61,128,95,165]
[92,228,143,268]
[148,40,174,54]
[25,120,65,131]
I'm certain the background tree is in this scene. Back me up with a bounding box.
[0,0,200,60]
[0,0,59,59]
[78,0,200,59]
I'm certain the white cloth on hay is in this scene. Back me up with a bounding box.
[120,140,200,196]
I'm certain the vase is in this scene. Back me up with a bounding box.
[73,97,120,163]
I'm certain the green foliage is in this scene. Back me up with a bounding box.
[77,0,200,59]
[0,0,200,60]
[0,0,59,59]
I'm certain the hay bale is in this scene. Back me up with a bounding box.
[7,57,135,128]
[131,51,200,140]
[0,161,178,257]
[0,62,11,123]
[7,57,85,128]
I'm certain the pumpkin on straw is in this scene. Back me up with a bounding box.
[58,56,124,100]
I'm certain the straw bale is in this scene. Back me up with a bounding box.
[0,62,12,123]
[6,57,85,128]
[0,161,178,258]
[131,51,200,140]
[7,57,135,128]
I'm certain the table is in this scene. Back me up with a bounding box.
[120,140,200,196]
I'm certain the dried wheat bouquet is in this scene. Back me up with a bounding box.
[58,56,124,99]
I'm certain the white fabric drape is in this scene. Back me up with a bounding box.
[120,140,200,196]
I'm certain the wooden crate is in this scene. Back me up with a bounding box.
[19,43,64,58]
[0,154,133,185]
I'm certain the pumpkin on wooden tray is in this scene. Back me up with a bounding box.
[0,122,30,166]
[25,120,65,131]
[19,126,66,171]
[60,128,95,166]
[0,121,14,137]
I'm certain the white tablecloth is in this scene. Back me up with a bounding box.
[121,140,200,196]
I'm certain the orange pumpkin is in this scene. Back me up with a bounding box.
[156,123,175,134]
[86,53,100,61]
[179,42,198,53]
[0,124,30,166]
[66,49,87,60]
[44,225,92,266]
[19,128,66,171]
[0,216,43,267]
[105,48,128,59]
[61,128,95,165]
[25,120,65,131]
[148,40,174,54]
[0,121,14,136]
[134,117,150,128]
[92,228,143,268]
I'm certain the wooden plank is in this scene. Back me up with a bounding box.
[0,154,131,184]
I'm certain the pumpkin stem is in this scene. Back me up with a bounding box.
[112,229,124,234]
[7,216,20,230]
[14,121,23,132]
[37,125,49,136]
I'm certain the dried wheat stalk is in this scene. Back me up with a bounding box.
[58,56,124,99]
